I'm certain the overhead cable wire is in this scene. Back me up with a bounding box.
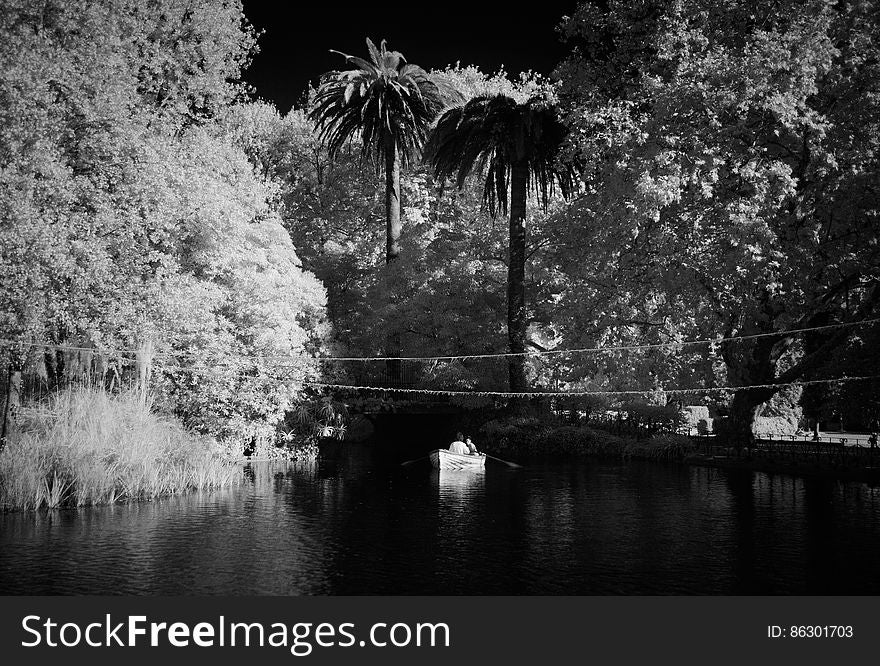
[302,375,880,398]
[1,317,878,362]
[134,364,880,396]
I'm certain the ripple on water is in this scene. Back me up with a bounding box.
[2,459,880,594]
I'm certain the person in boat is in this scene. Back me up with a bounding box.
[449,432,470,455]
[465,436,479,455]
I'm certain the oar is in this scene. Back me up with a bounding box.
[401,456,427,467]
[484,454,522,469]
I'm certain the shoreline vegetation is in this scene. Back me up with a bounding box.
[3,391,874,515]
[481,417,699,461]
[0,388,244,512]
[478,417,880,482]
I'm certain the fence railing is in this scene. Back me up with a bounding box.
[689,432,879,465]
[575,411,880,467]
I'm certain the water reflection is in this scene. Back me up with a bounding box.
[429,470,487,590]
[434,469,485,503]
[2,453,880,595]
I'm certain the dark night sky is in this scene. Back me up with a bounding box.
[241,1,582,113]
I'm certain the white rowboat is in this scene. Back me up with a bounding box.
[429,449,486,470]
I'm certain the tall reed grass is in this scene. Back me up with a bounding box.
[0,387,239,511]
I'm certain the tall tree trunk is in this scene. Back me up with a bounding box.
[1,364,22,450]
[384,136,401,264]
[727,388,770,447]
[384,137,402,383]
[136,337,154,403]
[507,163,529,394]
[722,286,880,445]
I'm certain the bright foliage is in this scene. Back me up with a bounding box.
[0,0,329,447]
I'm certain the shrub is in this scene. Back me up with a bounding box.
[697,418,714,435]
[626,434,700,461]
[478,417,698,461]
[541,425,628,457]
[754,415,798,437]
[620,403,687,435]
[479,417,544,453]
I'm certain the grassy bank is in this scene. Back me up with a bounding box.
[480,417,699,462]
[0,388,239,511]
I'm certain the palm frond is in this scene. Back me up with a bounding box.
[366,37,382,66]
[309,38,460,170]
[424,93,580,215]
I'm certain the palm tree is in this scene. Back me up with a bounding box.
[310,38,459,264]
[424,93,579,393]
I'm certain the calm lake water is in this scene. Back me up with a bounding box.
[2,442,880,595]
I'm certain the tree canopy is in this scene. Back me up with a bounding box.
[551,0,880,435]
[425,93,580,216]
[0,0,329,448]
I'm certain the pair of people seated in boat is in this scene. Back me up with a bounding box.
[449,432,479,455]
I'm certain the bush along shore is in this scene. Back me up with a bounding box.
[478,416,880,481]
[0,388,240,511]
[479,417,699,462]
[242,440,321,463]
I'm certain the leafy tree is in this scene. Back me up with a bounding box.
[0,0,256,349]
[230,106,386,357]
[0,0,328,450]
[554,0,880,441]
[147,127,329,446]
[424,93,579,392]
[802,323,880,431]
